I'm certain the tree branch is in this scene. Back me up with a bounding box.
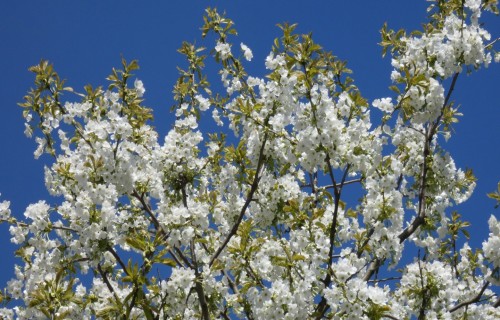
[221,270,254,319]
[315,162,350,319]
[417,257,428,320]
[449,280,490,313]
[367,276,401,284]
[363,258,382,282]
[209,132,268,267]
[168,249,185,268]
[97,263,122,308]
[174,246,193,269]
[398,72,460,244]
[191,239,210,320]
[106,246,130,277]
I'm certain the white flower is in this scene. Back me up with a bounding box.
[0,200,11,220]
[33,137,46,159]
[212,109,223,126]
[9,225,27,244]
[215,41,231,60]
[23,123,33,138]
[0,308,14,320]
[483,215,500,268]
[465,0,481,11]
[134,79,145,97]
[265,52,285,70]
[247,76,261,87]
[24,201,50,221]
[372,97,394,113]
[240,42,253,61]
[195,94,211,111]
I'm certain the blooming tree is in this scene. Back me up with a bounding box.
[2,0,500,319]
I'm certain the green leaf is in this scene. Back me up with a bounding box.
[154,257,177,267]
[126,236,147,252]
[143,304,155,320]
[292,254,306,261]
[487,182,500,208]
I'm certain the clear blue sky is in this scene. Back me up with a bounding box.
[0,1,499,292]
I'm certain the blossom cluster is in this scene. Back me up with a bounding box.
[1,2,499,319]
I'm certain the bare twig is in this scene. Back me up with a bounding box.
[321,178,363,190]
[367,276,402,284]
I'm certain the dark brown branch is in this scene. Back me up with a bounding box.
[449,280,490,313]
[191,239,210,320]
[107,246,130,276]
[401,130,431,244]
[398,216,426,244]
[398,72,460,244]
[51,225,77,233]
[417,257,428,320]
[174,246,193,269]
[168,249,184,268]
[126,287,140,319]
[209,132,268,267]
[300,178,362,190]
[222,270,255,320]
[178,178,210,319]
[367,276,402,283]
[357,227,375,258]
[132,190,161,229]
[315,162,350,319]
[323,178,363,190]
[363,258,382,281]
[97,263,122,308]
[309,172,317,194]
[220,310,231,320]
[442,73,460,120]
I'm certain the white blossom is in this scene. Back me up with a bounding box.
[2,2,500,318]
[215,41,231,60]
[372,97,394,113]
[240,42,253,61]
[134,78,145,97]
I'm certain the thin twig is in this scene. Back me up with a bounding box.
[107,246,130,276]
[174,246,194,269]
[131,190,163,232]
[168,249,184,268]
[367,276,402,283]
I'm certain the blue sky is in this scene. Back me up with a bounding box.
[0,0,499,293]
